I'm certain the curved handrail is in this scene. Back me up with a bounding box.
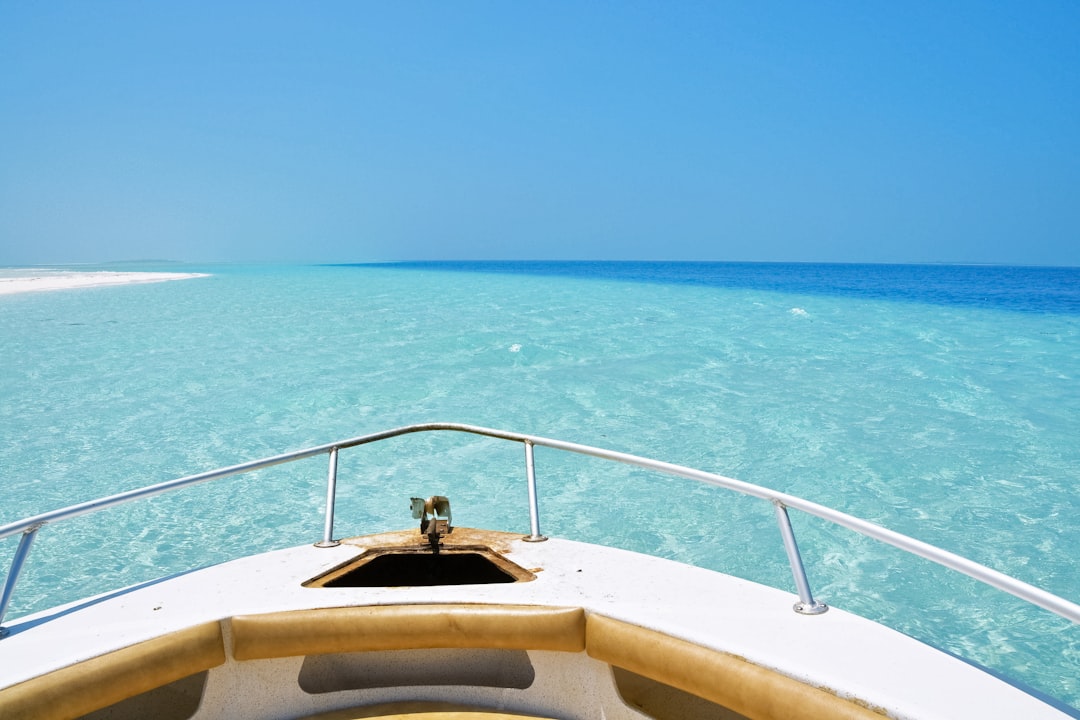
[2,422,1078,636]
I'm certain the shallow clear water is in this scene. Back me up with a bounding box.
[1,262,1078,710]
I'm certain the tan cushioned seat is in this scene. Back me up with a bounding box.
[586,614,885,720]
[0,621,225,720]
[299,700,561,719]
[303,713,559,720]
[0,607,888,720]
[231,604,586,661]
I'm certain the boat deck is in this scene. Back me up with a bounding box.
[1,528,1069,719]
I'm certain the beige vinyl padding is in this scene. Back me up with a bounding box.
[0,604,886,720]
[302,713,558,720]
[298,700,561,719]
[230,604,586,661]
[0,621,225,720]
[586,613,886,720]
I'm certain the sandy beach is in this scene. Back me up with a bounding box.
[0,270,209,296]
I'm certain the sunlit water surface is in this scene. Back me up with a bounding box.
[1,262,1078,711]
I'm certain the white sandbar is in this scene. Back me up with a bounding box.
[0,270,210,296]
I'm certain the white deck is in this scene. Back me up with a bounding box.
[0,528,1071,720]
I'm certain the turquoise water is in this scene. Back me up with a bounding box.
[2,262,1078,710]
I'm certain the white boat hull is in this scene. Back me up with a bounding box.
[0,527,1070,719]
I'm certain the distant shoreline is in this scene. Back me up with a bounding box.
[0,270,210,296]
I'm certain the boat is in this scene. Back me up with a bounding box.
[1,422,1077,720]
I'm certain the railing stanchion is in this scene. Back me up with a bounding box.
[523,440,546,542]
[315,447,340,548]
[3,422,1078,633]
[773,501,828,615]
[0,526,41,638]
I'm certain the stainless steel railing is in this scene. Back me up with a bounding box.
[2,422,1078,637]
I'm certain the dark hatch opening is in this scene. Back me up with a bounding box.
[310,550,526,588]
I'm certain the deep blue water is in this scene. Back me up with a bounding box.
[356,261,1080,315]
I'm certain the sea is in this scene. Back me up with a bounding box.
[2,261,1078,711]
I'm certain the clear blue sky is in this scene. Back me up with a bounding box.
[1,1,1078,265]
